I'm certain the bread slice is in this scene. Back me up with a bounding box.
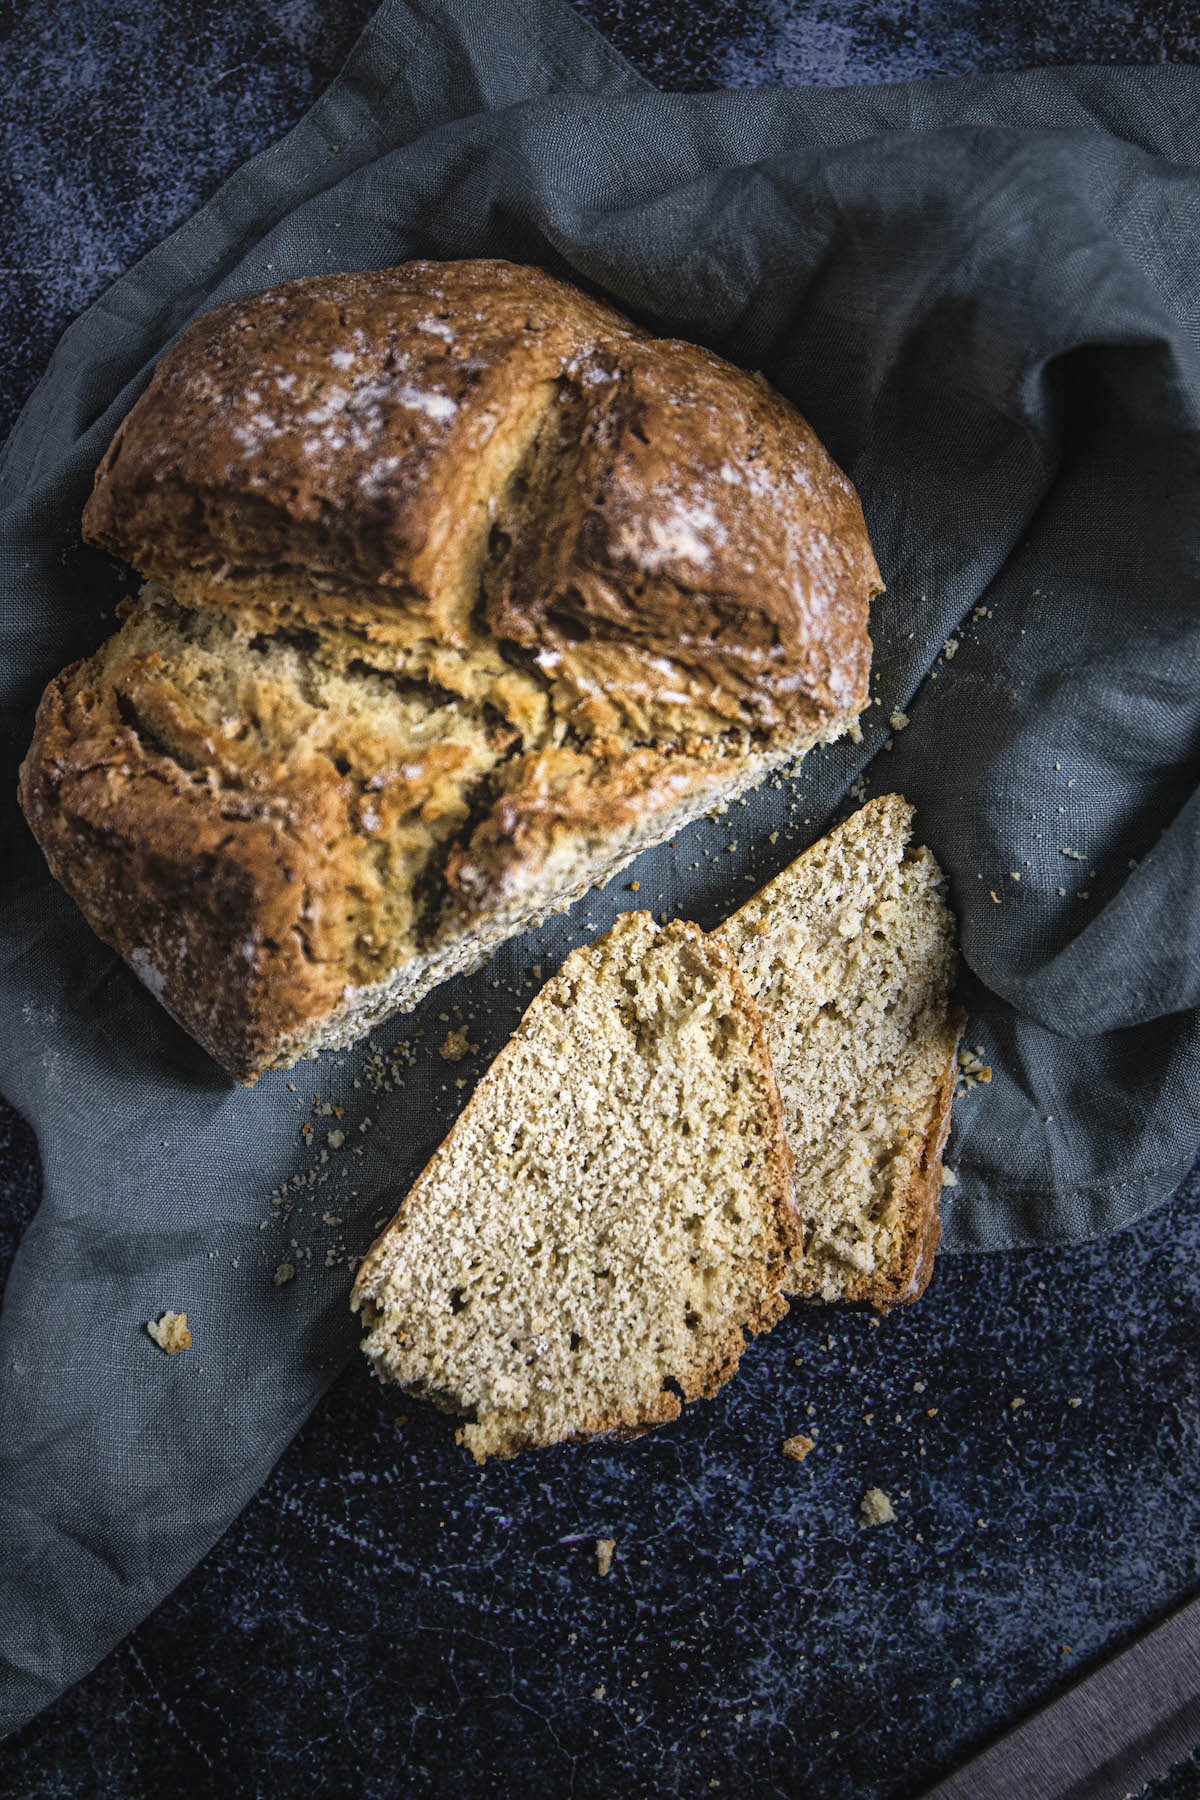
[351,912,799,1462]
[716,795,963,1310]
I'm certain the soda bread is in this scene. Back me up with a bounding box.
[351,912,799,1462]
[717,795,963,1310]
[19,260,879,1082]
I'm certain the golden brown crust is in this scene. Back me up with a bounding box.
[23,259,879,1079]
[833,1007,965,1313]
[81,259,878,747]
[18,653,349,1078]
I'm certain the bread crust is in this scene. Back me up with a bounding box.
[830,1006,964,1312]
[23,260,879,1079]
[80,261,878,743]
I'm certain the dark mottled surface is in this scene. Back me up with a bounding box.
[2,2,1200,1795]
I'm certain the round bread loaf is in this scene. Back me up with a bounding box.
[22,260,881,1081]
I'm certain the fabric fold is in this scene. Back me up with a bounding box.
[2,0,1199,1739]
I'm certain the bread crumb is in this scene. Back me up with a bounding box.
[273,1262,296,1286]
[327,1129,344,1149]
[860,1487,896,1526]
[629,880,640,891]
[439,1026,472,1062]
[782,1434,815,1462]
[596,1538,615,1577]
[1067,1397,1082,1409]
[592,1684,606,1700]
[147,1311,191,1354]
[889,709,909,731]
[943,638,957,659]
[1010,1396,1026,1410]
[941,1166,958,1187]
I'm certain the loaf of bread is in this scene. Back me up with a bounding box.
[716,795,963,1309]
[351,911,798,1462]
[20,260,880,1082]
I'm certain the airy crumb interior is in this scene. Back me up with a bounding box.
[352,913,795,1461]
[718,795,958,1299]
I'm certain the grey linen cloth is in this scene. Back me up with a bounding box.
[1,0,1198,1737]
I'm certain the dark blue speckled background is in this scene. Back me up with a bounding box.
[2,4,1199,1795]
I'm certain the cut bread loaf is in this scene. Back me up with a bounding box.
[716,795,963,1310]
[19,259,879,1082]
[351,911,798,1462]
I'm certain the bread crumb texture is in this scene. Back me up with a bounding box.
[146,1311,191,1354]
[860,1486,896,1526]
[718,795,962,1309]
[351,912,798,1461]
[782,1434,815,1461]
[595,1538,615,1577]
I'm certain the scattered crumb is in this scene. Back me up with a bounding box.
[1010,1396,1026,1410]
[438,1026,473,1062]
[941,1166,958,1187]
[327,1129,345,1149]
[957,1049,992,1090]
[860,1488,896,1527]
[629,880,639,891]
[1067,1397,1082,1409]
[782,1434,815,1462]
[592,1684,606,1701]
[273,1262,296,1286]
[393,1414,407,1428]
[889,709,909,731]
[146,1311,191,1355]
[596,1538,615,1577]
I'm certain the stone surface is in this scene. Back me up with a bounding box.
[2,1,1199,1795]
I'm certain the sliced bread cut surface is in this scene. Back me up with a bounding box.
[351,912,798,1462]
[716,795,963,1310]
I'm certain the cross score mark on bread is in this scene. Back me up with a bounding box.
[20,260,879,1081]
